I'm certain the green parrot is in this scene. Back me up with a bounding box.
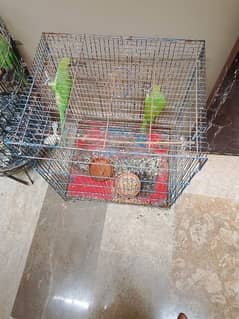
[0,35,25,82]
[49,57,72,143]
[141,85,166,133]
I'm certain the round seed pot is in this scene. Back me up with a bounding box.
[115,172,141,197]
[89,157,113,181]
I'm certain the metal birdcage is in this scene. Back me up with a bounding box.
[6,33,207,207]
[0,17,28,94]
[0,17,33,184]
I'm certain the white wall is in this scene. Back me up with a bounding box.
[1,0,239,93]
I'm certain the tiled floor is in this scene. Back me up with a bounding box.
[12,188,176,319]
[90,204,175,319]
[0,171,48,319]
[12,187,107,319]
[172,194,239,319]
[1,155,239,319]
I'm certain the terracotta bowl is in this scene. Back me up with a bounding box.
[89,157,113,181]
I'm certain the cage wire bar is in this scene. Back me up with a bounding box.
[6,33,207,207]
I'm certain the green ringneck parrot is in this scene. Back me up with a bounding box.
[49,57,72,142]
[141,85,166,133]
[0,35,25,82]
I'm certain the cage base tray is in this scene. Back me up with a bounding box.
[67,121,168,206]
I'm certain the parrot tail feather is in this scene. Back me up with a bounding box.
[141,119,148,133]
[59,114,66,145]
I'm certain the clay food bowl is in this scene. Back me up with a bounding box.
[89,157,113,181]
[115,172,141,197]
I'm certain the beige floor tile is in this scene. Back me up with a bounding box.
[102,203,175,259]
[185,155,239,201]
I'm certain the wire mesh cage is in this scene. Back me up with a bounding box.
[0,17,28,94]
[6,33,207,207]
[0,17,31,177]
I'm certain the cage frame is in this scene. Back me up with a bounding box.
[6,32,207,207]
